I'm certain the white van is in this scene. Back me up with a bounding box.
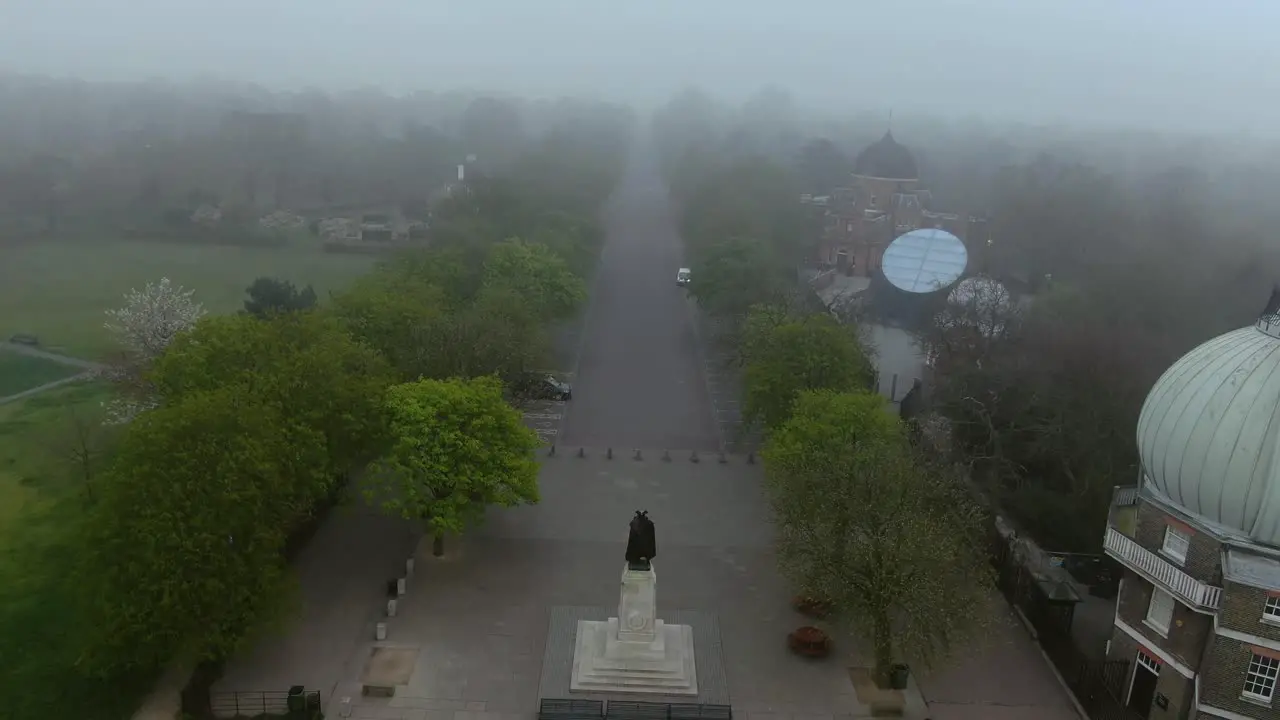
[676,268,692,286]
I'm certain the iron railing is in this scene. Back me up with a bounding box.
[1103,527,1222,610]
[209,690,321,719]
[992,536,1145,720]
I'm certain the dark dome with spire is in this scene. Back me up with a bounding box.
[853,131,919,180]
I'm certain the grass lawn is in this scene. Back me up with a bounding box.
[0,382,158,720]
[0,351,82,396]
[0,238,377,358]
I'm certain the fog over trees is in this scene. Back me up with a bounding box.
[3,2,1280,717]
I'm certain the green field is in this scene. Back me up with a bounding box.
[0,381,160,720]
[0,352,81,396]
[0,239,377,358]
[0,237,377,718]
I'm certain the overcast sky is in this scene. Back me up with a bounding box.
[1,0,1276,133]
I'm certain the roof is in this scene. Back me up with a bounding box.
[880,228,968,294]
[1137,316,1280,547]
[853,131,919,180]
[1223,547,1280,591]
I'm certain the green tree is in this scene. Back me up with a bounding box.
[687,235,794,323]
[365,376,541,557]
[764,390,996,687]
[243,276,317,318]
[79,387,330,672]
[483,237,587,322]
[407,285,551,382]
[742,311,875,430]
[150,311,394,474]
[329,269,449,379]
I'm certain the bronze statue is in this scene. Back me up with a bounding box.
[625,510,657,569]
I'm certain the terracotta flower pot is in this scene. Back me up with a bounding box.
[788,626,831,658]
[792,595,833,619]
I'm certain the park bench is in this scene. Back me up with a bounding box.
[605,700,670,720]
[539,698,605,720]
[669,704,732,720]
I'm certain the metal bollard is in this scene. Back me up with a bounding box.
[634,448,642,461]
[663,449,671,462]
[578,446,585,458]
[607,447,613,459]
[748,452,755,464]
[548,444,556,456]
[690,451,699,463]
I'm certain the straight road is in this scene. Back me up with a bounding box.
[557,145,719,451]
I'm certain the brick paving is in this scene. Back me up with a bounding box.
[335,455,935,720]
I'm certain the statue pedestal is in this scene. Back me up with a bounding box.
[571,562,698,695]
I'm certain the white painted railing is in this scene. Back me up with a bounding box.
[1113,485,1139,506]
[1104,527,1222,611]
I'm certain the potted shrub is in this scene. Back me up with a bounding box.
[788,626,831,658]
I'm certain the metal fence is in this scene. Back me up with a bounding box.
[208,689,321,719]
[991,540,1142,720]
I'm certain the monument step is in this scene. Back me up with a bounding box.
[574,675,698,689]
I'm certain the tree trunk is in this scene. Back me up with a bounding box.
[873,609,894,688]
[432,532,444,557]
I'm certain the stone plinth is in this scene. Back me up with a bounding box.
[571,562,698,695]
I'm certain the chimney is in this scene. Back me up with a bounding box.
[1263,285,1280,317]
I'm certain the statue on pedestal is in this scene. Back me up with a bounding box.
[570,509,697,695]
[625,510,657,570]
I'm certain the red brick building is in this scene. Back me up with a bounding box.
[1102,301,1280,719]
[807,131,988,277]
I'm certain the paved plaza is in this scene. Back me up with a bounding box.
[209,144,1082,720]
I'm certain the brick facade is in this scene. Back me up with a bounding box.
[1199,635,1280,717]
[1134,500,1224,584]
[1116,569,1213,669]
[1109,497,1280,718]
[1106,620,1195,720]
[1221,582,1280,643]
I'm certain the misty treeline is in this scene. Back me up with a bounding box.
[0,73,634,237]
[653,86,1280,551]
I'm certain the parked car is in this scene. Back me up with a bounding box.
[676,268,692,286]
[511,373,573,402]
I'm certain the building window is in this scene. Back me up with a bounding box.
[1265,595,1280,623]
[1243,652,1280,703]
[1161,525,1190,564]
[1145,588,1174,636]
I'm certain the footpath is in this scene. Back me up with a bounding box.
[0,341,103,405]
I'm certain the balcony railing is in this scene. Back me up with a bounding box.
[1103,527,1222,611]
[1113,486,1139,506]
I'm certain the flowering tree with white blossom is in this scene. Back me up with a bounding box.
[104,278,206,361]
[100,278,205,424]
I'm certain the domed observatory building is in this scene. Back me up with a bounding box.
[1104,296,1280,719]
[811,131,990,278]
